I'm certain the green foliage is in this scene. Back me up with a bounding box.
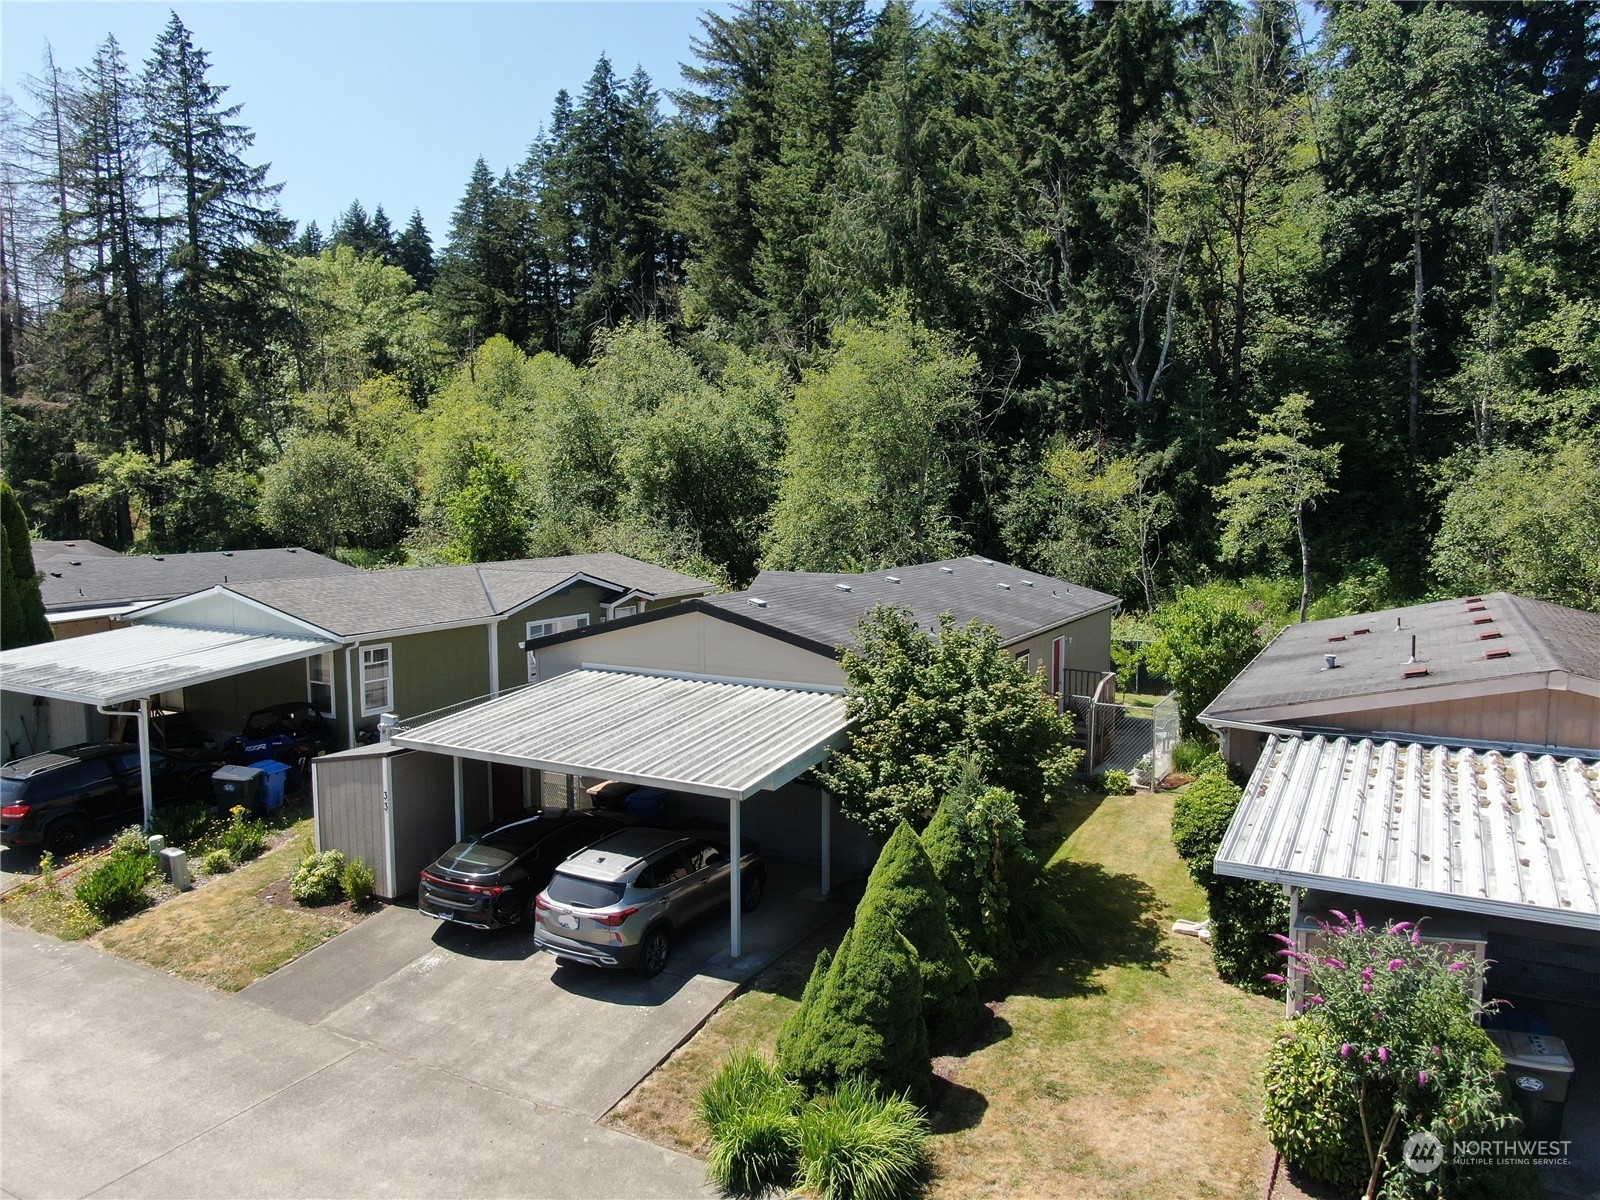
[75,845,155,922]
[820,606,1078,838]
[700,1050,803,1196]
[763,309,975,572]
[775,918,930,1104]
[1001,436,1172,607]
[202,849,234,875]
[340,856,376,905]
[1214,393,1340,621]
[1171,774,1244,886]
[443,444,528,562]
[1430,439,1600,610]
[1263,916,1519,1199]
[289,850,347,904]
[150,803,216,851]
[796,1080,930,1200]
[857,824,979,1047]
[0,482,51,649]
[1172,774,1288,992]
[220,810,269,863]
[919,769,1029,990]
[1169,737,1214,776]
[1140,583,1282,739]
[258,434,412,554]
[1098,769,1131,795]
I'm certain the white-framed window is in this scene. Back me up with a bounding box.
[307,652,335,718]
[360,644,393,716]
[525,614,591,681]
[611,603,640,619]
[1015,649,1030,671]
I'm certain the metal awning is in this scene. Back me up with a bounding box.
[1216,734,1600,931]
[0,622,335,706]
[392,668,849,800]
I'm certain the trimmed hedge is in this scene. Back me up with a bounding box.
[863,823,979,1046]
[775,920,930,1102]
[1171,773,1288,993]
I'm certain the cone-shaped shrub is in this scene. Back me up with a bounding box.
[921,789,1018,988]
[776,921,930,1102]
[775,945,832,1075]
[864,822,979,1046]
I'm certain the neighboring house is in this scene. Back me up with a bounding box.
[528,556,1120,695]
[1209,592,1600,1018]
[124,552,715,749]
[1201,592,1600,777]
[35,545,356,639]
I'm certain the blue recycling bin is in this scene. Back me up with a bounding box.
[250,759,292,813]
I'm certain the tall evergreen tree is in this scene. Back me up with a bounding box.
[0,481,51,648]
[142,11,289,464]
[289,218,325,258]
[395,208,434,289]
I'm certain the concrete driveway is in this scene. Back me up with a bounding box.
[1,858,850,1199]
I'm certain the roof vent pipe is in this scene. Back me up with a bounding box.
[1324,653,1339,670]
[1406,635,1418,665]
[1395,615,1403,632]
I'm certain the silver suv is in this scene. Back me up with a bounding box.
[534,827,765,976]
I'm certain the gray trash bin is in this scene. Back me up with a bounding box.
[1490,1031,1575,1139]
[212,763,264,810]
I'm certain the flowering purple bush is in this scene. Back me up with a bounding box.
[1261,913,1521,1199]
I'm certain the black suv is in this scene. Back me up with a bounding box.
[0,743,213,854]
[419,810,630,930]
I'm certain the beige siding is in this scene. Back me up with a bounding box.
[137,592,326,637]
[1005,607,1117,691]
[48,615,117,639]
[312,751,392,894]
[536,610,843,688]
[1315,689,1600,752]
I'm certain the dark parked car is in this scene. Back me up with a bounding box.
[0,742,213,854]
[418,810,630,930]
[223,703,333,773]
[534,827,765,976]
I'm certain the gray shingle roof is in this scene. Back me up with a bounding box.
[701,557,1120,654]
[38,547,355,613]
[31,539,121,562]
[226,553,714,638]
[1202,592,1600,726]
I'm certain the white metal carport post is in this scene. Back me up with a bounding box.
[136,698,154,830]
[729,795,743,959]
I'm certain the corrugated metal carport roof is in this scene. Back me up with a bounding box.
[392,668,850,800]
[1216,734,1600,930]
[0,622,335,705]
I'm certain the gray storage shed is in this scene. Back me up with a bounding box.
[313,742,490,900]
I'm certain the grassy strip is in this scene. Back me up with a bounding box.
[608,790,1280,1200]
[1,871,102,940]
[93,826,351,992]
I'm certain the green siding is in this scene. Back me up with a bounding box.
[497,582,616,687]
[182,659,309,740]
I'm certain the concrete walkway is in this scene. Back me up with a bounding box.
[1,858,852,1199]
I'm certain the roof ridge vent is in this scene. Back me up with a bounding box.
[939,566,955,574]
[1021,579,1034,587]
[748,597,767,608]
[978,557,994,565]
[835,582,852,592]
[997,582,1011,590]
[886,574,901,583]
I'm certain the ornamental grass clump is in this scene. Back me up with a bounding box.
[700,1050,803,1196]
[1261,913,1520,1200]
[796,1080,929,1200]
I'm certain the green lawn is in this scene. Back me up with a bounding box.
[608,789,1281,1199]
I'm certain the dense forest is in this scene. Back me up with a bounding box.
[2,1,1597,616]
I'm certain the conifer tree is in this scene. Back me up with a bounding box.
[1,482,51,648]
[395,209,434,289]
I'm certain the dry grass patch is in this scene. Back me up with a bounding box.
[609,789,1279,1200]
[93,828,360,991]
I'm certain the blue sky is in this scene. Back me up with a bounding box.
[2,2,726,243]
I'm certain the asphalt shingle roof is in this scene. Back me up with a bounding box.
[38,547,355,613]
[701,557,1121,653]
[1202,592,1600,726]
[227,552,714,638]
[31,539,121,562]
